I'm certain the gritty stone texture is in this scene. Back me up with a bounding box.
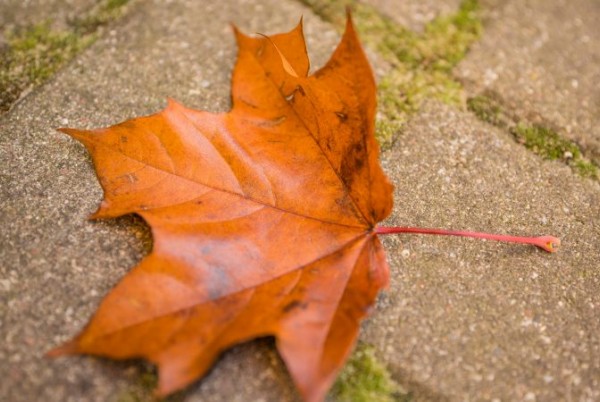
[367,101,600,401]
[456,0,600,164]
[1,0,599,401]
[361,0,463,32]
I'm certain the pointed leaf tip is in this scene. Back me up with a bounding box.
[57,127,77,136]
[46,340,79,357]
[59,127,89,142]
[257,33,299,77]
[345,6,355,27]
[297,15,304,31]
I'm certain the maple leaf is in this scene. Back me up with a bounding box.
[49,15,393,402]
[48,13,559,402]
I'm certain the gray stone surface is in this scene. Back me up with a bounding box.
[362,0,462,31]
[1,0,599,401]
[368,101,600,401]
[456,0,600,164]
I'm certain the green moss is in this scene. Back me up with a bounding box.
[379,68,463,116]
[114,367,157,402]
[373,1,480,148]
[573,159,598,179]
[139,370,159,390]
[466,95,513,128]
[467,95,598,179]
[106,0,130,10]
[332,344,409,402]
[509,123,598,179]
[467,95,501,126]
[0,0,131,112]
[511,124,578,160]
[422,0,481,72]
[375,118,402,150]
[364,0,481,72]
[0,22,89,111]
[115,391,141,402]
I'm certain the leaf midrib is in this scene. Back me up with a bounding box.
[86,233,369,340]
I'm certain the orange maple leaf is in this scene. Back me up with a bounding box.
[49,15,393,402]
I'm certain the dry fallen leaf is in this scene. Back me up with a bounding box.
[49,15,393,402]
[49,13,559,402]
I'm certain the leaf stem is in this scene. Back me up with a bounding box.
[375,226,560,253]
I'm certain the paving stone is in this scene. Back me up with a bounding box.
[367,101,600,401]
[456,0,600,164]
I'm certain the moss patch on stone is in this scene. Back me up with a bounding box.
[0,23,88,111]
[468,95,598,179]
[332,343,409,402]
[572,159,598,179]
[352,0,481,72]
[467,95,507,127]
[300,0,482,149]
[512,124,579,160]
[0,0,131,112]
[512,124,598,179]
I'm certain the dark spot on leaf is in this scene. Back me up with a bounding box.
[334,194,353,209]
[335,111,347,122]
[339,141,365,187]
[120,135,128,143]
[326,136,334,151]
[283,300,308,313]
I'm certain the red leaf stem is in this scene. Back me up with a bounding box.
[375,226,560,253]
